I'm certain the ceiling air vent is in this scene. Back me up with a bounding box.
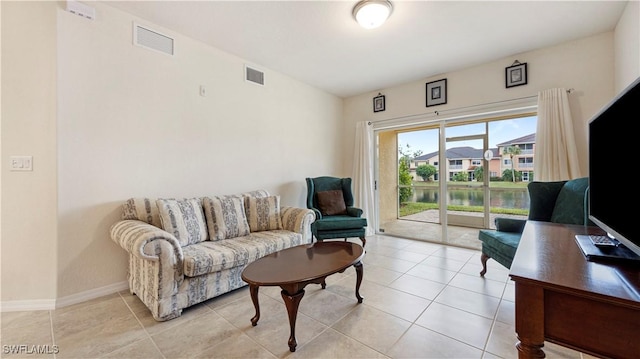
[245,65,265,86]
[134,23,174,56]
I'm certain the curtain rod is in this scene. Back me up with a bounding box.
[369,88,575,125]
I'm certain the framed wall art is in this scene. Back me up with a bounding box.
[426,78,447,107]
[373,93,385,112]
[506,61,528,88]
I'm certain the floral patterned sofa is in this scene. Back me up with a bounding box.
[110,190,315,321]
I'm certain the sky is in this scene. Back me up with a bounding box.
[397,116,537,157]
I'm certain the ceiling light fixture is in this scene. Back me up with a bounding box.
[352,0,393,29]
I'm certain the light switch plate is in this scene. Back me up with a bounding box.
[10,156,33,171]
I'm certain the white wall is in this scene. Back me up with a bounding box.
[1,1,59,308]
[344,32,618,178]
[615,0,640,92]
[2,2,344,305]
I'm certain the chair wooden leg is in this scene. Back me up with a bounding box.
[359,236,366,247]
[480,253,490,276]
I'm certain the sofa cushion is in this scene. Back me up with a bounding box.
[245,195,283,232]
[203,195,250,241]
[550,177,589,225]
[156,198,208,246]
[478,229,521,269]
[122,197,162,227]
[316,190,347,215]
[527,181,565,222]
[313,215,367,231]
[494,218,526,233]
[241,189,271,198]
[182,230,303,277]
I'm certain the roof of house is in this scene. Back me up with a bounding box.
[411,132,535,161]
[414,147,499,161]
[496,133,536,147]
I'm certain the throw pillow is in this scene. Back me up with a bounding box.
[245,195,283,232]
[122,197,162,228]
[156,198,208,246]
[203,195,251,241]
[316,190,347,215]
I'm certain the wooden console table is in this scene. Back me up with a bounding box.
[509,221,640,359]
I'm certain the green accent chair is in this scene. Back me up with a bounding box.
[478,177,591,276]
[306,176,367,247]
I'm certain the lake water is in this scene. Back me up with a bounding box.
[411,187,529,210]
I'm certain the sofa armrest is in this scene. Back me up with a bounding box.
[281,206,316,243]
[346,207,363,217]
[494,218,527,233]
[308,207,322,220]
[110,220,184,264]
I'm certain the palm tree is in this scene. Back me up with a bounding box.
[503,145,522,182]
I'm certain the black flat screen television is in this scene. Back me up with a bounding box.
[589,76,640,257]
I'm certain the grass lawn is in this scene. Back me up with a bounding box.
[399,202,529,217]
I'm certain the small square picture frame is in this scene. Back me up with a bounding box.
[506,62,528,88]
[426,78,447,107]
[373,94,385,113]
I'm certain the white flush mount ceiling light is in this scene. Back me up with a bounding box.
[353,0,393,29]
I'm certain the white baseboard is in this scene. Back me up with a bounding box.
[56,281,129,308]
[0,299,56,312]
[0,281,129,312]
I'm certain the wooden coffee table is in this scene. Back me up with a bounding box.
[241,241,365,352]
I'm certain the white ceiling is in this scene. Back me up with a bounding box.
[105,1,628,98]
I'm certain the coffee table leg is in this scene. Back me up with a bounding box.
[281,289,305,352]
[354,261,364,303]
[249,284,260,326]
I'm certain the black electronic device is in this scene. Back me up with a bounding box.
[587,76,640,259]
[575,235,640,264]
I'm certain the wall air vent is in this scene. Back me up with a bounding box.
[134,23,174,56]
[66,1,95,20]
[245,65,265,86]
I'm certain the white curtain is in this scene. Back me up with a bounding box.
[352,121,376,236]
[534,88,582,181]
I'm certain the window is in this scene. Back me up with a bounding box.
[518,143,534,154]
[471,159,481,166]
[518,157,534,168]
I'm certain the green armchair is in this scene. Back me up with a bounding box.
[306,176,367,247]
[478,177,591,276]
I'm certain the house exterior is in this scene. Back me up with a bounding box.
[496,133,536,182]
[410,133,536,182]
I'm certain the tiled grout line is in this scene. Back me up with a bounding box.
[48,310,57,359]
[319,275,408,358]
[411,253,505,355]
[468,253,504,358]
[210,299,279,359]
[355,244,500,357]
[117,291,167,359]
[480,276,513,358]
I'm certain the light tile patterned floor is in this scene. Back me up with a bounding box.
[1,235,595,359]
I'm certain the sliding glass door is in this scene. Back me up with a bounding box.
[444,123,490,229]
[374,115,536,250]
